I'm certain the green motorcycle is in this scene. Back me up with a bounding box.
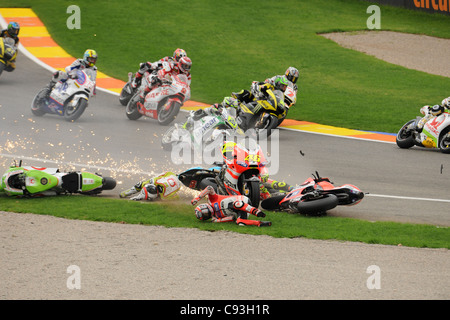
[0,161,116,197]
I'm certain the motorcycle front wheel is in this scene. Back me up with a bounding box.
[126,94,143,120]
[64,98,88,122]
[240,179,260,208]
[119,83,134,106]
[31,87,48,116]
[296,194,338,216]
[396,120,416,149]
[157,100,182,126]
[0,62,5,76]
[439,127,450,154]
[255,113,279,139]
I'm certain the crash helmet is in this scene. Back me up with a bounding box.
[274,75,289,92]
[195,203,213,220]
[285,67,299,84]
[83,49,98,67]
[430,104,444,116]
[222,96,239,109]
[441,97,450,108]
[178,56,192,74]
[143,184,159,200]
[173,48,187,62]
[7,22,20,37]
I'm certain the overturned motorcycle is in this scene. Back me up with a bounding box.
[161,106,244,151]
[0,161,116,197]
[31,69,96,122]
[260,172,364,216]
[126,71,190,125]
[396,105,450,154]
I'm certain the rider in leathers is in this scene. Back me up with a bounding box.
[416,97,450,132]
[44,49,98,97]
[131,48,188,89]
[120,171,181,201]
[191,185,272,226]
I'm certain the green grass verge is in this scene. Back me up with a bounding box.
[1,194,448,249]
[3,0,450,133]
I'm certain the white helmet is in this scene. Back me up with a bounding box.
[441,97,450,108]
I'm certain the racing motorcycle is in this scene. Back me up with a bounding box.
[0,37,17,77]
[125,70,191,125]
[31,69,96,122]
[161,106,244,151]
[396,105,450,154]
[178,140,268,207]
[234,89,287,138]
[0,161,116,197]
[260,172,364,216]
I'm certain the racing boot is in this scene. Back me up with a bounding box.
[119,186,138,198]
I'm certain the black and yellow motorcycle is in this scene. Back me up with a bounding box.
[234,88,287,138]
[0,37,17,77]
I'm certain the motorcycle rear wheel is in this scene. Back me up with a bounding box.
[396,120,415,149]
[296,194,338,216]
[64,98,88,122]
[158,100,182,126]
[126,94,143,120]
[31,87,48,116]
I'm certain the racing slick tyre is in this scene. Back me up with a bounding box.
[438,127,450,154]
[102,177,117,190]
[396,120,416,149]
[158,100,182,126]
[126,94,144,120]
[239,179,260,208]
[0,62,5,77]
[119,83,134,106]
[296,194,339,216]
[31,87,48,116]
[260,194,287,211]
[256,113,279,139]
[64,98,88,122]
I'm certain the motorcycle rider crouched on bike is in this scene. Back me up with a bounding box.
[416,97,450,133]
[1,22,20,73]
[120,171,181,201]
[44,49,98,97]
[131,48,188,89]
[191,185,272,226]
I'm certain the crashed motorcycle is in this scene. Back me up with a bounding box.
[0,37,17,77]
[178,140,268,207]
[260,172,364,216]
[161,106,244,151]
[234,89,287,138]
[396,105,450,154]
[31,69,96,122]
[125,70,190,125]
[0,161,116,197]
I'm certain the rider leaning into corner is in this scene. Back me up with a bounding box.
[232,66,299,104]
[43,49,98,97]
[191,185,272,227]
[1,22,20,47]
[416,97,450,132]
[131,48,191,89]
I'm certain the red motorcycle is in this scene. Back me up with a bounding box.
[260,172,364,216]
[126,70,190,125]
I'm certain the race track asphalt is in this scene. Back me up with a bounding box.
[1,53,449,227]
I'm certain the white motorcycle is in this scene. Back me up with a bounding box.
[125,70,191,126]
[396,105,450,154]
[31,69,96,122]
